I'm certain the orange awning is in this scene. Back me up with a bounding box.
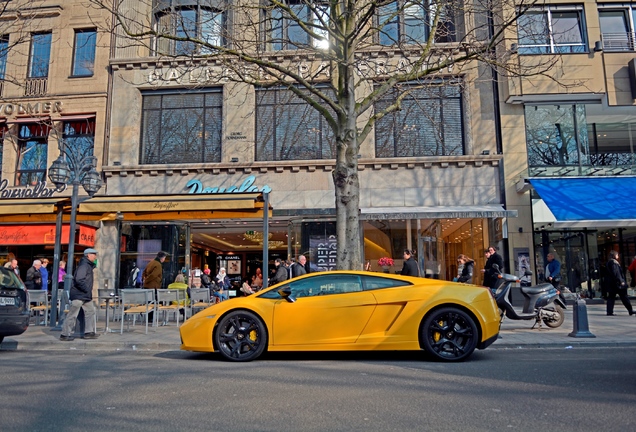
[0,223,96,246]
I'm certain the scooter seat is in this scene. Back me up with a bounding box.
[521,283,555,295]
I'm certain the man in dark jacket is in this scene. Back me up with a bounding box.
[25,260,43,290]
[60,248,99,341]
[269,258,288,285]
[400,250,420,276]
[605,250,634,316]
[290,255,307,278]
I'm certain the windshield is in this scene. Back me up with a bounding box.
[0,267,25,289]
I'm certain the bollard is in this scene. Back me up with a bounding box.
[568,296,596,338]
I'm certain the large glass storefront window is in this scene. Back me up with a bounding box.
[533,227,636,298]
[525,104,636,176]
[525,104,589,174]
[118,223,187,291]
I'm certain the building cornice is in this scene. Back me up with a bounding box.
[102,156,501,178]
[109,44,464,71]
[0,5,63,20]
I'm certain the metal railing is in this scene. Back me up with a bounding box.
[24,77,48,96]
[601,32,636,51]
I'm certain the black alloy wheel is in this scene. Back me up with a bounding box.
[214,310,267,362]
[421,307,479,362]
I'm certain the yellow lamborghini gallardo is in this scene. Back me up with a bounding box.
[180,271,500,362]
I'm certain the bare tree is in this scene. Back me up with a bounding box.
[89,0,569,270]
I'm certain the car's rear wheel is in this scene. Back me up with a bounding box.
[421,307,479,362]
[214,310,267,362]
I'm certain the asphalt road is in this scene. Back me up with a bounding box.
[2,348,634,432]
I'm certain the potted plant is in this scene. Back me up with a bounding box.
[377,257,394,273]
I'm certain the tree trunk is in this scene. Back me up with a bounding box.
[333,104,361,270]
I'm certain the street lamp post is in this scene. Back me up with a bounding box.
[48,144,103,329]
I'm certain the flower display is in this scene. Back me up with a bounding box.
[377,257,394,267]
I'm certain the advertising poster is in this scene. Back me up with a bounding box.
[514,247,531,287]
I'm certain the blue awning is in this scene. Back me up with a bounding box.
[529,177,636,221]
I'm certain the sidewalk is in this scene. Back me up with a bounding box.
[2,304,635,353]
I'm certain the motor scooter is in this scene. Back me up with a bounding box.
[491,264,566,328]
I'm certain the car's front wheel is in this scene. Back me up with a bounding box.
[421,307,479,362]
[214,310,267,362]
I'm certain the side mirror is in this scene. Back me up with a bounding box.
[278,286,295,303]
[524,269,533,277]
[492,264,500,272]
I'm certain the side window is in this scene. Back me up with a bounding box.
[291,275,362,297]
[362,275,412,291]
[259,275,364,298]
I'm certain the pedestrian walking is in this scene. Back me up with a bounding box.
[269,258,288,285]
[457,254,475,284]
[605,250,634,316]
[60,249,99,341]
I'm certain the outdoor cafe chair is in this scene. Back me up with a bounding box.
[29,290,49,326]
[188,288,211,318]
[119,289,154,334]
[155,289,180,326]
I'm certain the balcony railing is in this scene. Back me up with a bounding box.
[601,32,636,52]
[24,77,48,97]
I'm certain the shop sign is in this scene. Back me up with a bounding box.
[185,175,272,194]
[0,179,63,199]
[0,224,95,246]
[310,234,337,272]
[0,100,63,116]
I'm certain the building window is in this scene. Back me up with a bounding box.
[266,1,329,50]
[63,118,95,182]
[0,123,6,181]
[0,35,8,80]
[140,90,222,164]
[378,1,456,46]
[16,123,50,186]
[374,82,464,157]
[517,5,587,54]
[72,29,97,77]
[154,0,225,56]
[255,87,336,161]
[28,32,52,78]
[599,4,636,51]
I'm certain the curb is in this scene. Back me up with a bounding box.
[0,339,181,352]
[4,337,636,353]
